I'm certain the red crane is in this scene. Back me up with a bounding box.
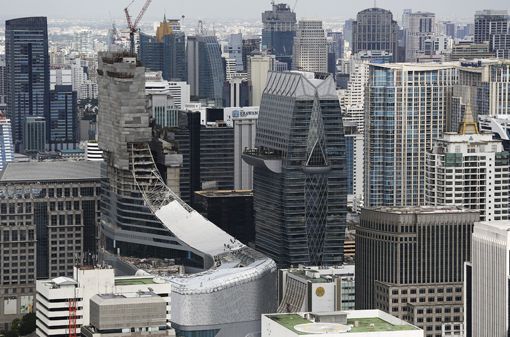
[124,0,153,54]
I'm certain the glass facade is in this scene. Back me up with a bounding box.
[249,72,347,267]
[351,8,399,62]
[49,85,77,150]
[261,3,296,69]
[5,17,49,153]
[365,64,457,207]
[139,31,187,82]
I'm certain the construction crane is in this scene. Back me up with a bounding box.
[124,0,153,54]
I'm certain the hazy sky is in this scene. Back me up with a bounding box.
[0,0,509,22]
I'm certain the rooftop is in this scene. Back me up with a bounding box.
[267,311,419,335]
[0,161,101,182]
[114,277,157,286]
[367,206,475,215]
[194,190,253,198]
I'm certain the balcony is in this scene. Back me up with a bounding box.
[242,148,282,174]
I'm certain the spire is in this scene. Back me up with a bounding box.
[458,104,479,135]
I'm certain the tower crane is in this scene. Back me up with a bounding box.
[124,0,153,55]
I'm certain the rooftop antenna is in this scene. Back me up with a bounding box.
[374,0,377,8]
[293,0,298,12]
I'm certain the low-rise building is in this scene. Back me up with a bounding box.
[262,310,423,337]
[36,266,172,337]
[278,265,355,313]
[82,293,174,337]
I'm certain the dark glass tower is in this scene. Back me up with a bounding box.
[49,85,78,150]
[5,17,50,153]
[139,24,187,81]
[352,8,399,62]
[186,35,225,107]
[261,3,297,69]
[243,71,347,267]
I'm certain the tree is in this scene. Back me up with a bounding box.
[18,313,36,336]
[4,330,18,337]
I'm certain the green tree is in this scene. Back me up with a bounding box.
[18,313,36,336]
[4,329,19,337]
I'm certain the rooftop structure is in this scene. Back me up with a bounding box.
[278,265,355,313]
[262,310,422,337]
[0,160,101,182]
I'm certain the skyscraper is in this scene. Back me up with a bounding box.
[97,53,276,337]
[365,63,457,207]
[426,108,510,222]
[0,55,6,113]
[243,71,347,267]
[453,60,510,136]
[187,35,225,106]
[261,3,297,68]
[226,33,244,72]
[48,85,78,150]
[5,17,50,153]
[356,207,478,335]
[248,54,275,106]
[474,10,509,49]
[468,220,510,337]
[352,8,399,62]
[139,18,187,81]
[404,11,436,62]
[0,113,14,171]
[23,116,46,153]
[292,20,328,73]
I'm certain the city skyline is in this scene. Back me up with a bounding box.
[1,0,509,22]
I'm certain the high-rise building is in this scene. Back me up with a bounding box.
[344,122,364,212]
[451,60,510,133]
[343,19,354,45]
[194,190,254,245]
[426,108,510,222]
[23,116,46,153]
[327,31,344,60]
[468,220,510,337]
[223,76,250,108]
[248,54,275,106]
[356,207,479,335]
[292,20,328,73]
[97,52,276,337]
[242,37,261,72]
[199,123,235,191]
[261,3,297,68]
[0,55,7,113]
[139,17,187,81]
[5,17,50,153]
[145,73,178,128]
[233,107,258,190]
[168,81,190,109]
[226,33,244,72]
[339,57,370,132]
[352,8,399,62]
[0,113,14,171]
[491,33,510,58]
[243,71,347,267]
[187,35,225,106]
[448,41,495,61]
[49,85,78,150]
[404,11,436,62]
[0,161,101,328]
[365,63,457,207]
[474,10,509,49]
